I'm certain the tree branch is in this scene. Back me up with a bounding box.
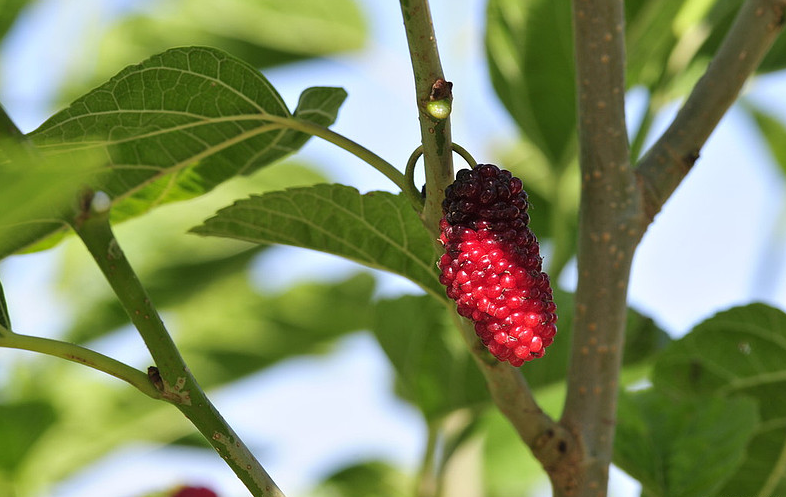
[70,193,285,497]
[559,0,640,495]
[636,0,786,221]
[399,0,454,237]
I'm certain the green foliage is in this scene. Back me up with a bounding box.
[309,461,410,497]
[613,304,786,496]
[614,389,758,497]
[58,0,366,103]
[3,46,346,258]
[652,303,786,496]
[0,400,58,473]
[486,0,576,168]
[745,102,786,176]
[373,295,488,420]
[191,184,443,298]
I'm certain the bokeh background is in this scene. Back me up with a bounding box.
[1,0,785,496]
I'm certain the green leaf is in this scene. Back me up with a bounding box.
[0,400,58,472]
[614,389,758,497]
[652,303,786,496]
[372,295,489,420]
[485,0,576,167]
[190,184,443,299]
[0,139,103,258]
[7,46,346,257]
[625,0,688,90]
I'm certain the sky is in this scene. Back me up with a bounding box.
[1,0,786,496]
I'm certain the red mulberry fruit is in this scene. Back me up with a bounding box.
[172,486,218,497]
[438,164,557,366]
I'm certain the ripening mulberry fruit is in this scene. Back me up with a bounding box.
[438,164,557,367]
[172,486,219,497]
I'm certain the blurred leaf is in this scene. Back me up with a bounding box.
[6,46,346,258]
[0,139,103,258]
[191,184,443,299]
[652,303,786,496]
[0,278,9,330]
[178,273,377,387]
[0,400,58,472]
[745,102,786,176]
[521,290,671,389]
[480,404,550,497]
[625,0,687,90]
[372,295,489,420]
[614,389,758,497]
[310,461,410,497]
[59,160,327,343]
[59,0,366,102]
[485,0,576,167]
[0,0,28,41]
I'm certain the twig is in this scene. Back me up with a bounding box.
[70,192,285,497]
[0,327,161,399]
[399,0,454,237]
[636,0,786,221]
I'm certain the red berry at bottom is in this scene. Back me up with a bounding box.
[438,164,557,366]
[172,486,218,497]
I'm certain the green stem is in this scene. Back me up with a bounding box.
[399,0,454,237]
[0,326,160,399]
[416,422,439,497]
[70,198,285,497]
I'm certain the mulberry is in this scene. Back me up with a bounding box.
[438,164,557,366]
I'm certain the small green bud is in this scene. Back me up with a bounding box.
[427,99,451,120]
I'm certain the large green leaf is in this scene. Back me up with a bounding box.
[372,295,489,420]
[3,46,346,257]
[614,389,758,497]
[485,0,576,167]
[191,184,443,299]
[652,303,786,496]
[0,0,28,42]
[311,461,410,497]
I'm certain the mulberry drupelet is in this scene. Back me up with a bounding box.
[438,164,557,366]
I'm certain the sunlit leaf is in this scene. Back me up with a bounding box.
[614,389,758,497]
[191,184,443,299]
[653,303,786,496]
[4,46,346,257]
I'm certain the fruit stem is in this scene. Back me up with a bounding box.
[69,191,286,497]
[0,326,162,399]
[399,0,454,237]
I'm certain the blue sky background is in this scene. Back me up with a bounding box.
[1,0,785,496]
